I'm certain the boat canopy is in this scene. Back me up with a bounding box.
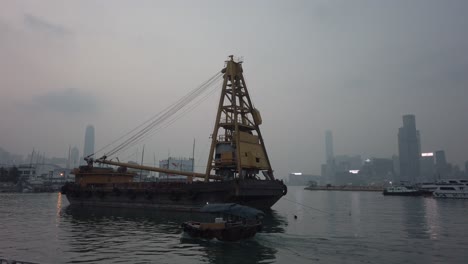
[200,203,265,219]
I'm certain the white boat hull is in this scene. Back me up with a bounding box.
[433,191,468,199]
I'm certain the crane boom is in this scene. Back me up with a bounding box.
[94,157,222,181]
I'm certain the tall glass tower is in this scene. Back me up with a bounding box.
[398,115,420,184]
[83,125,95,159]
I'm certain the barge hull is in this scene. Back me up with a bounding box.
[63,180,286,211]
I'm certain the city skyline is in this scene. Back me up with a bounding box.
[319,113,465,185]
[1,110,466,178]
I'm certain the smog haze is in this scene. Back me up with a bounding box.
[1,0,467,178]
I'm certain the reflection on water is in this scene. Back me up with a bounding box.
[423,198,441,240]
[261,210,287,234]
[56,192,62,216]
[401,197,431,239]
[61,205,284,263]
[181,237,277,264]
[1,189,468,263]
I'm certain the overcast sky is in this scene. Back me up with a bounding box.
[1,0,467,177]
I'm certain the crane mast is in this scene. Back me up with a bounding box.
[205,56,274,182]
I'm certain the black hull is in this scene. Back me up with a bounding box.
[382,191,423,196]
[182,222,261,241]
[62,180,286,211]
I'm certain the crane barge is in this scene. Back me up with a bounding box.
[61,56,287,211]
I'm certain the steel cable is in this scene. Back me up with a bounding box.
[99,71,223,158]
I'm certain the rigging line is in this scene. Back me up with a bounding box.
[109,72,222,154]
[94,71,222,157]
[108,78,223,157]
[123,78,223,151]
[109,78,222,159]
[106,74,222,157]
[282,197,334,215]
[97,72,222,157]
[103,72,222,157]
[106,76,222,158]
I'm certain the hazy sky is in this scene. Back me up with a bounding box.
[1,0,467,178]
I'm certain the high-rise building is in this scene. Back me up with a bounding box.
[435,150,448,179]
[70,146,79,168]
[435,150,447,167]
[398,115,420,184]
[420,152,435,182]
[83,125,95,160]
[334,155,362,172]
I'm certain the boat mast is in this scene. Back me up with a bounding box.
[205,56,274,182]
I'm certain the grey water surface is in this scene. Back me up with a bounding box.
[1,186,467,263]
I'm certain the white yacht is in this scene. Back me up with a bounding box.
[432,180,468,199]
[419,179,468,199]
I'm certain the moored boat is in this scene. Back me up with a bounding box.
[433,184,468,199]
[181,203,263,241]
[417,179,468,197]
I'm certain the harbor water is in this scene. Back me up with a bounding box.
[1,186,467,263]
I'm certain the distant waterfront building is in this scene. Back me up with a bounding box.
[83,125,95,160]
[0,148,23,166]
[420,152,435,182]
[287,172,320,186]
[370,158,394,177]
[70,147,79,168]
[320,164,327,184]
[398,115,420,184]
[159,157,194,182]
[392,155,400,176]
[435,150,447,166]
[465,161,468,178]
[334,155,362,172]
[17,165,36,180]
[435,150,448,179]
[357,157,394,185]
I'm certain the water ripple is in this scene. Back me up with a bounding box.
[1,189,468,263]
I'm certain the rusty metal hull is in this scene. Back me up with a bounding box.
[63,179,286,211]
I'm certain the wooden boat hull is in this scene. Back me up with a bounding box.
[181,221,261,241]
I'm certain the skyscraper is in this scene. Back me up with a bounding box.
[70,146,79,168]
[435,150,448,179]
[398,115,420,184]
[83,125,95,160]
[420,152,435,182]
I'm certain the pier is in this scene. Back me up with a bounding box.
[305,185,383,192]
